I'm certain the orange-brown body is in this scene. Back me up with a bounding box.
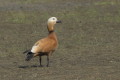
[32,32,58,56]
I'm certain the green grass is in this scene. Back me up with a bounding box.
[0,0,120,80]
[5,12,37,24]
[94,1,118,5]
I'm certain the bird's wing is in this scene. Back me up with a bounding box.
[31,38,57,53]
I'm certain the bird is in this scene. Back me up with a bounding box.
[23,17,62,67]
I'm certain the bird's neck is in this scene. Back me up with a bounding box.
[49,30,54,34]
[47,23,57,41]
[47,23,55,34]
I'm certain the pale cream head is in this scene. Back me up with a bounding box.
[47,17,61,32]
[48,17,58,25]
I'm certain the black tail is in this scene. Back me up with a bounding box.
[25,51,34,61]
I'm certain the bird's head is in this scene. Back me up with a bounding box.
[47,17,62,25]
[47,17,61,32]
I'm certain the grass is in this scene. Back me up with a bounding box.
[4,11,39,24]
[0,0,120,80]
[94,1,118,5]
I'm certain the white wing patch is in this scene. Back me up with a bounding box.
[31,46,38,53]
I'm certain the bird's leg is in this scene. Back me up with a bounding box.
[39,56,43,67]
[46,55,50,67]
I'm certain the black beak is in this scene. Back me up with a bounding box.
[56,20,62,23]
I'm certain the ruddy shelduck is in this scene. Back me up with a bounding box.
[23,17,62,67]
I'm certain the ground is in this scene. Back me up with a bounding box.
[0,0,120,80]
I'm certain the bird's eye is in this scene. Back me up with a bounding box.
[53,18,55,20]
